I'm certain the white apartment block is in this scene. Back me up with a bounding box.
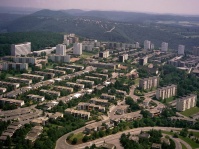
[119,54,128,62]
[99,50,109,58]
[73,43,82,55]
[176,94,197,111]
[2,63,28,71]
[56,44,66,56]
[156,84,177,100]
[11,42,31,56]
[178,45,185,55]
[139,76,159,90]
[144,40,151,50]
[139,56,148,65]
[151,44,155,49]
[48,55,70,63]
[161,42,168,52]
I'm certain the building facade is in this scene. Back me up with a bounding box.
[2,63,28,71]
[13,57,36,65]
[178,45,185,55]
[73,43,82,55]
[56,44,66,56]
[139,76,159,90]
[161,42,168,52]
[48,55,70,63]
[119,54,128,62]
[176,94,197,111]
[156,84,177,100]
[139,56,148,65]
[11,42,31,56]
[144,40,151,50]
[99,50,109,58]
[193,47,199,56]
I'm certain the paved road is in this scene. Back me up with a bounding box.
[163,134,182,149]
[55,127,199,149]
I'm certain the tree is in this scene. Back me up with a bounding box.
[180,128,188,137]
[72,137,77,144]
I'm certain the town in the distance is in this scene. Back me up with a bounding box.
[0,33,199,149]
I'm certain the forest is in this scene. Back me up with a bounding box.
[0,32,63,56]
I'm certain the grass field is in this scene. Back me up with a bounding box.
[69,132,84,143]
[162,131,199,149]
[180,107,199,117]
[179,136,199,149]
[80,51,96,58]
[181,142,187,149]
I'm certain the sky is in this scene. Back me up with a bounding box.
[0,0,199,15]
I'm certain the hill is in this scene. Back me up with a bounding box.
[0,9,199,51]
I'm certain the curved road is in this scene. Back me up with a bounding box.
[55,127,199,149]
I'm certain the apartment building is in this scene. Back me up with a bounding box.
[77,102,105,112]
[56,44,66,55]
[99,50,109,58]
[7,77,32,85]
[119,54,128,62]
[66,82,85,89]
[161,42,169,52]
[178,45,185,55]
[27,94,45,102]
[55,66,75,72]
[25,126,43,144]
[139,76,159,90]
[144,40,151,50]
[73,43,82,55]
[156,84,177,100]
[65,108,90,119]
[89,62,117,69]
[13,57,36,65]
[139,56,148,65]
[101,94,116,100]
[21,73,44,81]
[46,69,66,75]
[85,76,102,81]
[34,71,55,79]
[176,94,197,111]
[40,89,60,97]
[53,86,73,93]
[11,42,31,56]
[0,98,24,107]
[48,55,70,63]
[90,98,110,107]
[33,47,56,56]
[0,81,20,89]
[65,64,84,70]
[2,62,28,71]
[193,47,199,56]
[92,73,108,79]
[76,79,94,85]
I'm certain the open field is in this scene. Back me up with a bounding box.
[180,107,199,117]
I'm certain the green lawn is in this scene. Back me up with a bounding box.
[180,107,199,117]
[181,142,187,149]
[164,97,175,103]
[163,131,199,149]
[179,136,199,149]
[192,132,199,138]
[69,132,84,142]
[162,131,174,135]
[81,51,96,58]
[134,78,140,85]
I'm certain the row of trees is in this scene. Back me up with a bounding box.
[120,130,176,149]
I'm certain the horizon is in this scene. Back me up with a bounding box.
[0,0,199,15]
